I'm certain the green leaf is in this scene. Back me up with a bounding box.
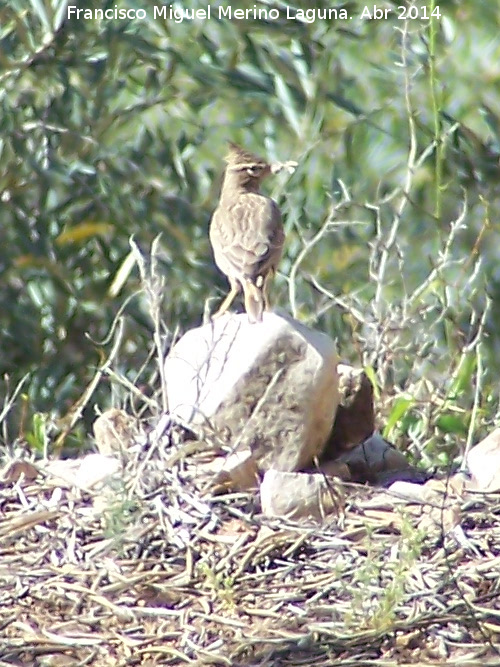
[52,0,68,32]
[29,0,52,35]
[326,91,364,116]
[435,414,468,436]
[274,74,302,137]
[55,222,113,246]
[383,396,415,439]
[448,353,476,400]
[363,365,380,400]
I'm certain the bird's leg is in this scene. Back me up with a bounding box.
[212,278,240,319]
[243,279,265,323]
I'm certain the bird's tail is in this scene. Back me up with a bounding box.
[243,279,265,323]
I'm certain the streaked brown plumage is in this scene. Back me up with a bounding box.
[209,143,284,323]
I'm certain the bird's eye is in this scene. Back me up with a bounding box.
[246,166,260,175]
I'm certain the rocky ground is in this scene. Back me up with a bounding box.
[1,425,500,666]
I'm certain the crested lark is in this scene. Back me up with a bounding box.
[210,142,290,323]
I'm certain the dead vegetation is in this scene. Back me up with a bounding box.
[1,431,500,666]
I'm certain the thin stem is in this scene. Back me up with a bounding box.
[429,0,444,220]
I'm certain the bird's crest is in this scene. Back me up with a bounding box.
[225,142,268,170]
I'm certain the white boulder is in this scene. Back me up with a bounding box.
[164,311,339,471]
[466,428,500,492]
[260,469,344,520]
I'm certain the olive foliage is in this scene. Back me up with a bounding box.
[1,0,499,457]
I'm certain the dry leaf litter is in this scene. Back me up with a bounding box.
[1,418,500,666]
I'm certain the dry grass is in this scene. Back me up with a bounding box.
[1,429,500,667]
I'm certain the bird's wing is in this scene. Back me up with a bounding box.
[210,194,284,282]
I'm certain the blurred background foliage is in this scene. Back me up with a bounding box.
[0,0,499,461]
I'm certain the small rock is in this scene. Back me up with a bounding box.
[466,428,500,492]
[165,311,339,472]
[323,364,375,456]
[424,474,467,499]
[260,469,344,520]
[93,408,140,457]
[334,431,407,468]
[1,460,39,485]
[386,480,433,502]
[333,432,415,485]
[212,450,260,492]
[45,454,121,490]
